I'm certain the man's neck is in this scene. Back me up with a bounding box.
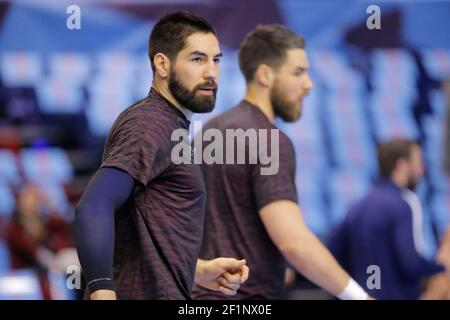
[152,81,193,121]
[244,85,275,123]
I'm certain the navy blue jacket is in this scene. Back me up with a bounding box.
[327,178,444,299]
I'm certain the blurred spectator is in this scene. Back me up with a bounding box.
[6,183,78,299]
[327,139,449,299]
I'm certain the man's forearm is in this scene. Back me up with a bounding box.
[281,229,353,296]
[259,200,369,299]
[74,168,136,293]
[74,200,116,292]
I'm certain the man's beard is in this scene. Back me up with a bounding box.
[406,175,419,191]
[168,70,217,113]
[270,84,302,123]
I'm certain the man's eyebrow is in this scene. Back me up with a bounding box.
[189,51,207,57]
[295,66,308,71]
[189,51,223,58]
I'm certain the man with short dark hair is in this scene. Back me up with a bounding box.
[327,139,448,299]
[75,12,248,300]
[192,24,370,300]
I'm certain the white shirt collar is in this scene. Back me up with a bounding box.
[176,105,193,121]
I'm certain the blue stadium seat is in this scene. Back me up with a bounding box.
[36,182,72,219]
[428,167,450,195]
[36,77,84,114]
[423,90,446,157]
[0,241,11,273]
[0,269,43,300]
[96,52,135,83]
[423,122,445,170]
[89,72,134,96]
[371,50,418,92]
[48,53,91,84]
[0,149,20,186]
[0,52,43,87]
[20,147,74,185]
[86,90,133,136]
[421,49,450,80]
[300,196,329,240]
[331,135,376,175]
[0,184,15,218]
[217,60,247,111]
[369,92,420,142]
[309,50,365,91]
[133,54,153,100]
[88,54,138,117]
[326,92,376,173]
[296,171,329,238]
[293,135,328,174]
[327,170,371,225]
[429,89,447,116]
[430,191,450,236]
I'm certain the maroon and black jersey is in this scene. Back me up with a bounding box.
[101,88,206,299]
[192,101,298,299]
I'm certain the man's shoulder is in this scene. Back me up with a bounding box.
[203,104,295,153]
[103,99,182,153]
[352,184,410,217]
[120,96,168,121]
[115,96,180,131]
[204,102,277,131]
[203,104,247,130]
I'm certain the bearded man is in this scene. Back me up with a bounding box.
[74,12,248,300]
[192,24,370,300]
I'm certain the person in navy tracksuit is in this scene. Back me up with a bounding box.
[327,139,447,299]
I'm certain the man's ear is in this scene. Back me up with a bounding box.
[254,64,275,88]
[153,53,171,78]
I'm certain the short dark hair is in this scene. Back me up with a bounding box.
[377,139,419,177]
[238,24,305,83]
[149,12,216,72]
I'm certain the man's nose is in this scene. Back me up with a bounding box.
[204,60,218,81]
[304,74,314,90]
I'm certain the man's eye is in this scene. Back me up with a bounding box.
[294,69,306,76]
[213,58,221,64]
[192,57,202,62]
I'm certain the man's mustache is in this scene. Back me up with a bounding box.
[195,80,217,91]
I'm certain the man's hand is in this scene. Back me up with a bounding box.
[195,258,249,296]
[420,273,450,300]
[89,290,117,300]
